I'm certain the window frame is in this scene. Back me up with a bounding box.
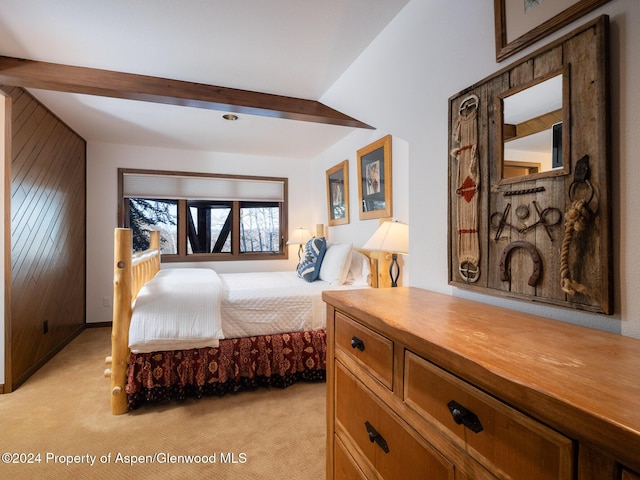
[118,168,289,262]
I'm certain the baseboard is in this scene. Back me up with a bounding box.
[11,324,86,390]
[85,321,112,328]
[0,384,4,394]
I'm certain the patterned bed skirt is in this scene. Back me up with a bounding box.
[126,330,327,410]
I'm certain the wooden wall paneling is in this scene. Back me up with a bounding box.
[3,86,86,389]
[30,134,80,358]
[11,125,72,292]
[10,91,53,188]
[53,140,86,340]
[14,133,82,376]
[13,112,65,200]
[3,90,12,392]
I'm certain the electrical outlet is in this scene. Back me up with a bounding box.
[103,296,112,307]
[43,320,48,334]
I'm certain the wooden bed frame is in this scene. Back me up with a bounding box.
[105,227,390,414]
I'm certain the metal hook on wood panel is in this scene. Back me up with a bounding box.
[569,155,594,206]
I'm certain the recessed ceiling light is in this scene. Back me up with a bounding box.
[222,114,239,121]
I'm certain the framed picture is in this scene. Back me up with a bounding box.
[326,160,350,226]
[357,135,392,220]
[494,0,611,61]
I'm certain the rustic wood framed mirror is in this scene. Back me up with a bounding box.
[448,16,612,314]
[498,66,570,184]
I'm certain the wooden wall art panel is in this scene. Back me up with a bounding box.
[448,16,612,314]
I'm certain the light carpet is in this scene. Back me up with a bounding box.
[0,327,326,479]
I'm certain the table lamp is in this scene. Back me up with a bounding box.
[362,220,409,287]
[287,227,312,260]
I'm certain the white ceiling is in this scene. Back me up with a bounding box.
[0,0,409,158]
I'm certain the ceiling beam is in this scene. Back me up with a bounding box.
[0,55,373,129]
[504,109,562,142]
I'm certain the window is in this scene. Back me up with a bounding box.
[240,202,280,253]
[119,169,288,262]
[128,198,178,254]
[187,201,232,254]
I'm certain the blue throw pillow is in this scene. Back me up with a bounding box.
[296,237,327,282]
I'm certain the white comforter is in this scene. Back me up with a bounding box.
[129,268,366,353]
[219,271,333,338]
[129,268,224,353]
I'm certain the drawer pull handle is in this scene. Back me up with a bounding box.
[447,400,484,433]
[365,421,389,453]
[351,336,365,352]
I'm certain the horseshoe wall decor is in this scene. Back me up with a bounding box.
[499,241,542,287]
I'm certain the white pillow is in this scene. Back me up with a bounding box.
[346,251,371,286]
[319,243,353,285]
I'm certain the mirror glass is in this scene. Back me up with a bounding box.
[501,72,566,181]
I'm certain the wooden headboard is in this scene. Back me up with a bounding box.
[354,248,393,289]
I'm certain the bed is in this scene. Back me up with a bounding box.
[105,227,388,414]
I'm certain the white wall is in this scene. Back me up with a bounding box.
[311,129,410,283]
[318,0,640,337]
[86,142,315,324]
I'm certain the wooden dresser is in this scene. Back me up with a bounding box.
[323,287,640,480]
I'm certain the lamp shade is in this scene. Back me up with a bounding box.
[287,227,312,245]
[362,221,409,254]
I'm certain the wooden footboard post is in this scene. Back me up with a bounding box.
[110,228,133,415]
[149,229,159,251]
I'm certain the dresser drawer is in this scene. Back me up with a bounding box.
[335,311,393,389]
[335,435,368,479]
[335,361,455,480]
[404,351,574,480]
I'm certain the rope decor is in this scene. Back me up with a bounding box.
[452,94,481,282]
[560,200,592,296]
